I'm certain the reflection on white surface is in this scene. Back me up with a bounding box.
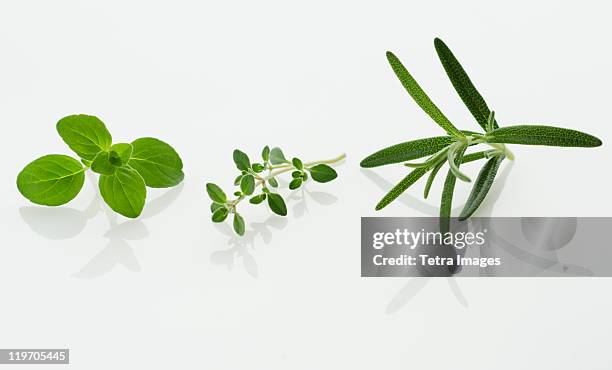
[362,161,515,311]
[211,186,338,278]
[19,179,184,279]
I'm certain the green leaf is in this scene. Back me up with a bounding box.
[439,146,467,233]
[270,147,288,165]
[309,164,337,183]
[233,213,246,236]
[206,183,227,203]
[462,151,488,164]
[434,38,498,132]
[91,151,116,175]
[423,160,445,199]
[212,207,229,222]
[459,155,505,220]
[360,136,453,168]
[289,178,302,190]
[127,137,184,188]
[386,51,464,138]
[267,193,287,216]
[233,149,251,171]
[291,170,302,178]
[262,146,270,162]
[375,167,428,210]
[56,114,112,160]
[234,175,243,185]
[486,125,602,147]
[210,202,224,213]
[292,157,303,170]
[249,194,266,204]
[268,177,279,188]
[110,143,133,164]
[16,154,85,206]
[251,163,264,172]
[446,143,471,182]
[240,174,256,195]
[99,166,146,218]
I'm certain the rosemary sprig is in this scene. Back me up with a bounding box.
[362,38,602,224]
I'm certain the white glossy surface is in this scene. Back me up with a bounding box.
[1,0,611,368]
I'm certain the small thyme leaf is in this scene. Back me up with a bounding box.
[233,213,245,236]
[262,146,270,162]
[210,202,224,213]
[292,158,303,170]
[212,207,229,222]
[289,178,302,190]
[267,193,287,216]
[309,164,338,183]
[206,183,227,203]
[270,147,288,165]
[386,51,464,138]
[240,174,255,195]
[233,149,251,171]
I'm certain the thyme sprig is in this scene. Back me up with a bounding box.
[207,146,345,236]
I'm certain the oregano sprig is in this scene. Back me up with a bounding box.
[206,147,345,236]
[17,114,184,218]
[362,38,602,226]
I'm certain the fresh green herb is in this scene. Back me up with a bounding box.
[362,38,602,225]
[206,147,345,236]
[17,114,184,218]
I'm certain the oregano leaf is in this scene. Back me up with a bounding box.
[56,114,112,160]
[128,137,184,188]
[98,166,146,218]
[16,154,85,206]
[91,151,116,175]
[110,143,133,164]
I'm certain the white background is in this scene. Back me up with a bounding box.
[1,0,611,369]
